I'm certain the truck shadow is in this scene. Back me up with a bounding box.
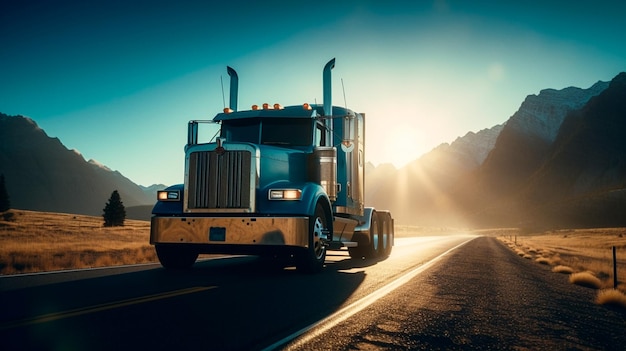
[149,255,373,349]
[179,250,387,277]
[0,254,387,351]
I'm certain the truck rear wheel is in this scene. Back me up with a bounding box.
[297,204,328,273]
[349,211,380,259]
[380,214,393,258]
[155,244,198,270]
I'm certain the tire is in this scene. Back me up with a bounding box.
[297,203,328,273]
[155,244,198,270]
[348,211,380,259]
[380,214,393,258]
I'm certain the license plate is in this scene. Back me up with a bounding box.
[209,227,226,241]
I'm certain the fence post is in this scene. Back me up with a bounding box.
[614,246,618,289]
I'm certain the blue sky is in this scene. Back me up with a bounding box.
[2,0,624,186]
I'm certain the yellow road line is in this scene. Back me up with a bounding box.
[1,286,215,330]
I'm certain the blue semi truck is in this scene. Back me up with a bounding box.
[150,59,394,273]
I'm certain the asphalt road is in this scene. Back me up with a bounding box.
[0,235,472,350]
[1,235,624,350]
[284,236,626,351]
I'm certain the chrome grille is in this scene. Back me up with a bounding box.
[187,150,252,211]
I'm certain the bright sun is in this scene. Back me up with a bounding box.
[378,126,423,168]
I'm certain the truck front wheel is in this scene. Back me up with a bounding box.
[297,204,328,273]
[155,244,198,270]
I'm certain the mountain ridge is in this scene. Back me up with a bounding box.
[365,74,616,227]
[517,72,626,227]
[452,73,624,228]
[0,113,156,218]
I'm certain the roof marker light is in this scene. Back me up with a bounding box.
[273,103,283,110]
[263,103,270,110]
[303,103,312,110]
[223,108,233,113]
[252,104,259,110]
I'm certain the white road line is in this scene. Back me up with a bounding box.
[0,256,228,279]
[0,262,161,278]
[261,237,475,351]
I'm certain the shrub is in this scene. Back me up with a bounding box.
[596,289,626,308]
[2,211,15,221]
[569,272,602,289]
[535,257,551,265]
[0,174,10,212]
[552,265,575,274]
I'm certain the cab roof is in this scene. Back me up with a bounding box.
[213,104,356,122]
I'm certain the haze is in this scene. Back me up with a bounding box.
[1,0,624,186]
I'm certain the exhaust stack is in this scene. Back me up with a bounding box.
[323,58,335,146]
[323,58,335,117]
[227,66,238,112]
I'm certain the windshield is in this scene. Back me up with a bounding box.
[221,118,313,147]
[221,119,259,143]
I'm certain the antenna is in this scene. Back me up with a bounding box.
[220,75,226,109]
[341,78,347,108]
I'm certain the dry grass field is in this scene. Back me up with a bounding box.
[492,228,626,287]
[0,209,156,275]
[487,227,626,307]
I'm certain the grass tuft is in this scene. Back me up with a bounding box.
[569,272,603,289]
[552,265,575,274]
[535,257,551,265]
[596,289,626,308]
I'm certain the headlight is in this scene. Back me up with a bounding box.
[157,190,180,201]
[269,189,302,200]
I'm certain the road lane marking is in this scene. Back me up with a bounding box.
[262,237,476,351]
[0,286,215,330]
[0,256,229,279]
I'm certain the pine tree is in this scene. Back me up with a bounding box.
[0,174,10,212]
[103,190,126,227]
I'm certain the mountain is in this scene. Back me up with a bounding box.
[518,72,626,228]
[366,75,615,228]
[0,113,154,217]
[366,124,504,226]
[456,74,625,228]
[473,80,609,204]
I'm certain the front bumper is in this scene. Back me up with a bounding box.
[150,216,310,248]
